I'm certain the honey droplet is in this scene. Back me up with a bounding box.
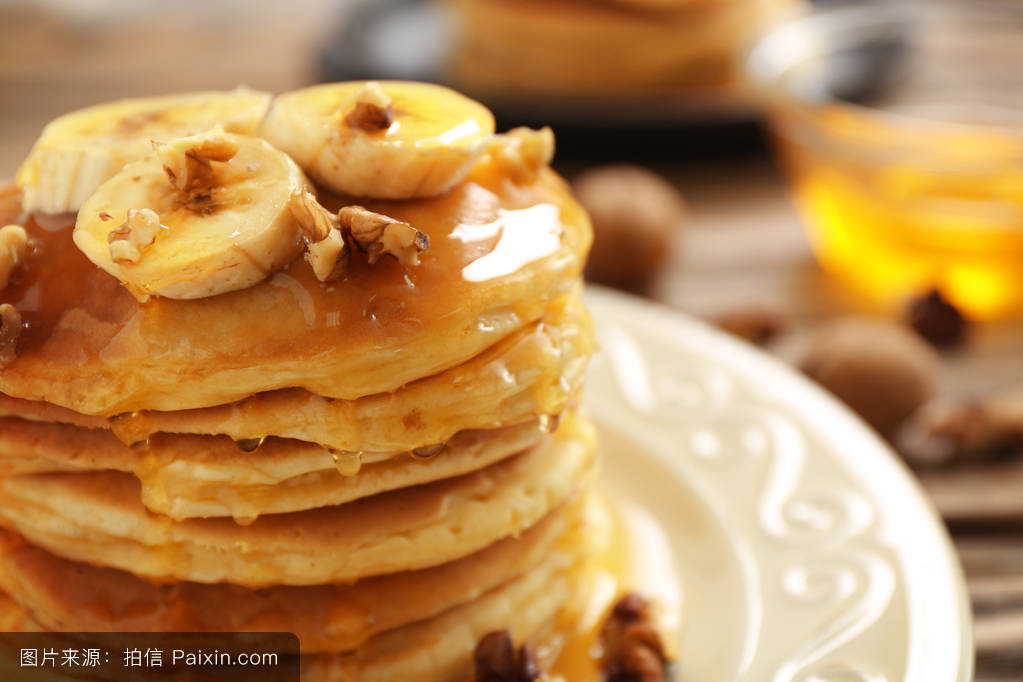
[330,449,362,476]
[109,411,153,445]
[233,513,259,526]
[129,438,151,454]
[409,443,444,461]
[539,413,561,433]
[235,437,264,453]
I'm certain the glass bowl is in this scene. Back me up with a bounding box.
[746,0,1023,319]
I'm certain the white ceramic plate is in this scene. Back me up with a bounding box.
[584,287,974,682]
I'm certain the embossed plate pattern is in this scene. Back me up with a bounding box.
[585,287,973,682]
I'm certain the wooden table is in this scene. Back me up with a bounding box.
[656,160,1023,681]
[2,2,1021,679]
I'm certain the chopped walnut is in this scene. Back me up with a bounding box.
[715,309,784,346]
[306,229,349,282]
[0,303,22,368]
[107,208,162,265]
[155,127,239,196]
[290,190,339,243]
[906,289,966,348]
[488,127,555,184]
[343,82,394,132]
[601,593,672,682]
[108,239,140,265]
[289,190,350,282]
[339,205,429,266]
[473,630,540,682]
[0,224,28,291]
[898,388,1023,466]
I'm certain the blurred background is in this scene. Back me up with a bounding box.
[2,0,1023,677]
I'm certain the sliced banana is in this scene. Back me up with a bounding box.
[73,130,308,300]
[17,89,271,214]
[260,80,495,199]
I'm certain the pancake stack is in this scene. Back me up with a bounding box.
[0,82,595,680]
[446,0,803,97]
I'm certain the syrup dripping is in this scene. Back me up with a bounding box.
[409,443,445,461]
[539,413,562,434]
[235,437,264,453]
[329,449,362,476]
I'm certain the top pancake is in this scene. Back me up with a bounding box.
[0,156,591,415]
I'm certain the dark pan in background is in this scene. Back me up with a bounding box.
[317,0,902,162]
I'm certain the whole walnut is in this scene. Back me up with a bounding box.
[798,317,941,437]
[573,165,685,293]
[600,593,672,682]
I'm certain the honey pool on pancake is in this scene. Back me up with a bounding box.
[0,160,577,386]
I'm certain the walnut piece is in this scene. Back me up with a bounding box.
[473,630,540,682]
[898,387,1023,466]
[798,317,940,437]
[108,208,162,265]
[290,193,429,280]
[290,190,339,243]
[339,205,429,266]
[573,165,686,294]
[155,127,239,195]
[0,303,22,368]
[601,593,672,682]
[488,127,555,184]
[715,309,784,346]
[343,82,394,132]
[307,229,349,283]
[906,289,966,348]
[0,224,28,291]
[289,190,350,282]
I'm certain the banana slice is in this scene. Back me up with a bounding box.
[260,80,495,199]
[17,89,271,214]
[73,130,308,300]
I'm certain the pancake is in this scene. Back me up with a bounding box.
[0,491,586,653]
[0,546,581,682]
[0,83,611,682]
[0,591,35,632]
[0,393,108,430]
[447,0,800,95]
[0,415,596,586]
[301,551,582,682]
[0,415,548,520]
[0,289,592,453]
[0,161,592,415]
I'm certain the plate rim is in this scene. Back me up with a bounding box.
[584,284,974,682]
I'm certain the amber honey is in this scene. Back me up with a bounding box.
[541,491,682,681]
[775,106,1023,320]
[748,0,1023,320]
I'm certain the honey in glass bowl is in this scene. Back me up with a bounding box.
[747,0,1023,320]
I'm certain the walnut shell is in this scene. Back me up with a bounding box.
[573,165,685,293]
[799,317,941,437]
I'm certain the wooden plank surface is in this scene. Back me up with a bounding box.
[2,2,1021,679]
[655,160,1023,679]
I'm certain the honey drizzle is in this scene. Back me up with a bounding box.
[544,492,682,681]
[329,449,362,477]
[0,170,583,414]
